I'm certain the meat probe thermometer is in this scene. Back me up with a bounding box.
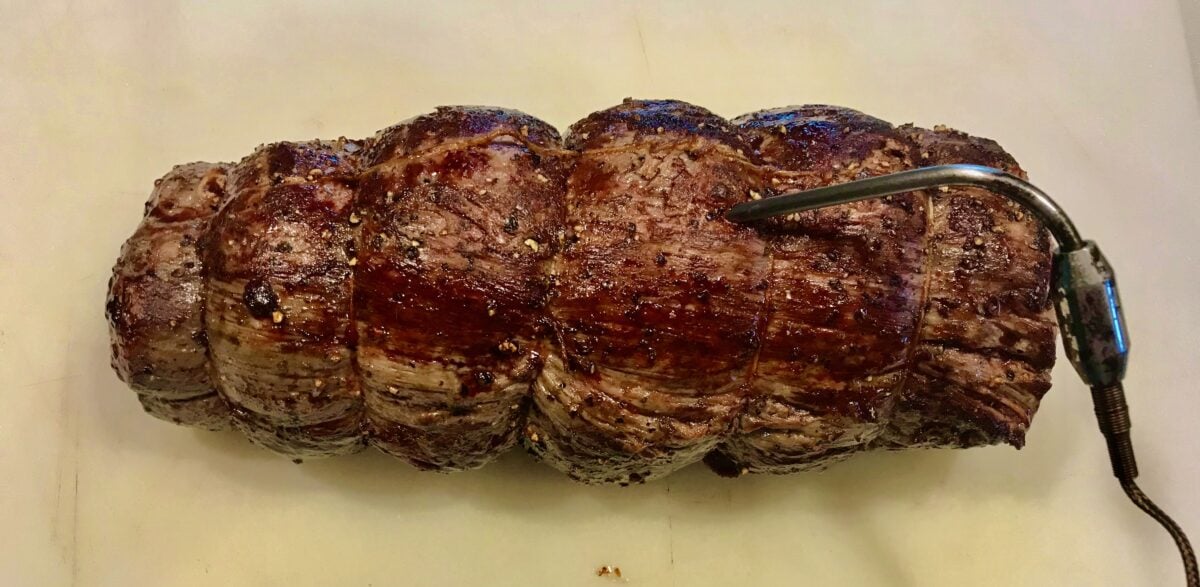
[727,164,1198,586]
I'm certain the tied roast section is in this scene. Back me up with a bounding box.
[105,99,1056,484]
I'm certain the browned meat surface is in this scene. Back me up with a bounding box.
[106,100,1056,483]
[529,100,770,483]
[355,107,568,470]
[709,106,928,475]
[106,162,233,430]
[879,126,1055,449]
[205,139,366,456]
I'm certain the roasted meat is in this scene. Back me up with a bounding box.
[355,108,569,469]
[107,162,234,431]
[106,100,1056,484]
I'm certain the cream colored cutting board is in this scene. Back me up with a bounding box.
[3,1,1199,585]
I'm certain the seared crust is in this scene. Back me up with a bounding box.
[367,106,563,161]
[205,139,367,457]
[108,101,1057,483]
[879,126,1054,448]
[565,98,757,156]
[714,106,928,474]
[738,105,896,170]
[901,126,1055,368]
[106,162,233,428]
[529,99,771,483]
[356,107,569,470]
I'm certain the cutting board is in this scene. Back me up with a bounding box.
[3,1,1199,585]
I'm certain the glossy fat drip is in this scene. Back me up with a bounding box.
[205,139,367,457]
[530,99,771,484]
[106,162,234,430]
[879,126,1055,449]
[709,106,929,476]
[355,107,569,470]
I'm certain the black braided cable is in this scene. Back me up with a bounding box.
[1120,479,1199,586]
[1092,384,1197,586]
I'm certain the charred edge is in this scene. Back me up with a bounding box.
[565,98,756,156]
[365,107,564,166]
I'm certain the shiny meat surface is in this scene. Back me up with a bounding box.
[355,107,568,469]
[205,139,366,456]
[106,100,1056,483]
[710,106,929,475]
[530,101,770,482]
[106,162,233,430]
[880,126,1054,449]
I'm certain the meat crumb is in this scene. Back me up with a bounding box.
[596,565,623,578]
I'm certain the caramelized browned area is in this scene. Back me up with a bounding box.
[355,107,569,470]
[712,106,929,474]
[880,126,1055,449]
[107,101,1056,483]
[205,140,365,456]
[528,100,771,483]
[106,162,233,430]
